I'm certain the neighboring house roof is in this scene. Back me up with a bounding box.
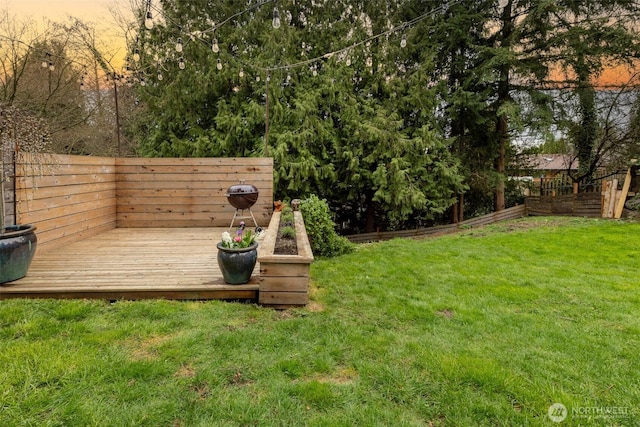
[526,154,578,171]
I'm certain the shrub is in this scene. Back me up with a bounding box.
[300,195,355,257]
[626,194,640,217]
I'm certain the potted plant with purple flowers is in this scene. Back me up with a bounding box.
[216,221,259,284]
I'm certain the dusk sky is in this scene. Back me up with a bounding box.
[13,0,116,22]
[11,0,130,65]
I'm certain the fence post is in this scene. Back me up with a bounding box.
[1,141,16,228]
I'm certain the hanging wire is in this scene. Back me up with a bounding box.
[264,2,454,72]
[139,0,459,77]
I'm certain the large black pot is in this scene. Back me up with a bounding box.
[1,224,37,284]
[216,241,258,284]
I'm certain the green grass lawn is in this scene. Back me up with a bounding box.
[1,217,639,426]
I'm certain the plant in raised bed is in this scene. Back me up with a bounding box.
[0,105,49,283]
[274,205,297,255]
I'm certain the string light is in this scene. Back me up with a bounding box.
[134,0,458,83]
[239,68,245,78]
[272,7,281,29]
[145,11,154,30]
[144,0,154,29]
[133,48,141,62]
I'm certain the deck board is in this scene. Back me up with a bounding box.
[0,228,260,301]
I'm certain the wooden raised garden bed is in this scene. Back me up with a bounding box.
[258,210,314,308]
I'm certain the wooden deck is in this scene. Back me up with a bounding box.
[0,228,260,301]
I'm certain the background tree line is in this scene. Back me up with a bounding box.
[2,0,640,234]
[0,6,138,157]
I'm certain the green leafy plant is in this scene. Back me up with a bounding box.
[280,225,296,239]
[626,193,640,212]
[299,195,355,257]
[280,207,294,225]
[220,221,256,248]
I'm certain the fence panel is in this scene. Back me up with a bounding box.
[115,157,273,228]
[347,205,527,243]
[15,155,274,252]
[16,154,117,252]
[525,193,602,217]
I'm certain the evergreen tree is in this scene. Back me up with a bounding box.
[129,0,465,232]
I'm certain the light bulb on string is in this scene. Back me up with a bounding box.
[48,61,55,71]
[133,48,141,62]
[212,38,219,53]
[272,7,281,29]
[400,34,407,48]
[41,59,48,68]
[346,56,351,66]
[366,57,373,67]
[144,11,154,30]
[140,77,146,86]
[239,68,244,78]
[216,58,223,70]
[178,57,185,69]
[157,72,163,81]
[175,38,183,53]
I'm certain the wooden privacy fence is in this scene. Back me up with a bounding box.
[525,192,602,217]
[15,154,117,251]
[347,205,527,243]
[115,158,272,228]
[15,154,273,252]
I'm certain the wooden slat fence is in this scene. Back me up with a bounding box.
[525,193,602,217]
[347,204,527,243]
[115,158,273,228]
[16,154,117,252]
[14,155,273,252]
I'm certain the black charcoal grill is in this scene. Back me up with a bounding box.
[226,181,259,230]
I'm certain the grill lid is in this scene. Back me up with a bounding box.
[227,183,258,195]
[226,183,259,210]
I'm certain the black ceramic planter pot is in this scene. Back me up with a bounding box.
[216,241,258,285]
[1,224,37,284]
